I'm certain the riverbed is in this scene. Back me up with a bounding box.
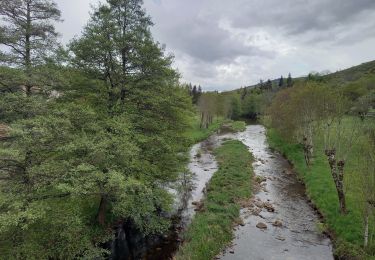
[144,124,333,259]
[219,125,333,260]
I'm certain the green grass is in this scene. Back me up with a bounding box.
[184,116,225,144]
[267,126,374,259]
[226,121,246,132]
[176,140,253,260]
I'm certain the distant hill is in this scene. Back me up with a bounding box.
[230,59,375,93]
[321,60,375,85]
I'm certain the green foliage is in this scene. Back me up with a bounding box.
[227,121,246,132]
[230,96,242,119]
[267,123,375,259]
[0,0,194,258]
[184,116,225,144]
[176,140,253,260]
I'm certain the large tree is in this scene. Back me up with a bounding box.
[70,0,153,113]
[70,0,191,229]
[0,0,61,95]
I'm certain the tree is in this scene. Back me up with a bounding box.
[265,79,272,91]
[321,93,361,214]
[198,85,202,96]
[70,0,153,113]
[0,0,61,95]
[0,0,193,257]
[278,75,284,88]
[70,0,192,230]
[259,79,264,89]
[287,73,293,87]
[269,82,331,166]
[197,92,216,128]
[357,126,375,248]
[191,85,198,104]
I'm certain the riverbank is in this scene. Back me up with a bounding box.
[175,140,254,260]
[184,116,225,144]
[267,128,371,259]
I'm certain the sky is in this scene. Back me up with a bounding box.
[55,0,375,91]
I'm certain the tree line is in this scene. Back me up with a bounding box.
[268,77,375,249]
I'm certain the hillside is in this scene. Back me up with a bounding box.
[231,59,375,94]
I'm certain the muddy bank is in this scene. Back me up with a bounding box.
[220,125,333,260]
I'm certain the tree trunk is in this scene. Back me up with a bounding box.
[337,160,347,214]
[364,204,369,247]
[25,1,32,96]
[325,149,347,214]
[97,196,108,226]
[302,136,313,167]
[200,112,204,129]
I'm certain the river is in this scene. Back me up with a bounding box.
[218,124,333,260]
[113,124,334,259]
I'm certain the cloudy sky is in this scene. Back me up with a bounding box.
[55,0,375,91]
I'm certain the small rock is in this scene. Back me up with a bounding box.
[256,222,267,229]
[272,220,283,227]
[263,202,275,212]
[229,250,235,254]
[192,201,204,212]
[254,200,263,208]
[276,236,285,241]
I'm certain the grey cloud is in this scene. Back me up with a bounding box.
[228,0,375,35]
[54,0,375,90]
[155,16,275,63]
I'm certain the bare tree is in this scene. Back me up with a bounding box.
[359,138,375,248]
[0,0,61,95]
[321,93,361,214]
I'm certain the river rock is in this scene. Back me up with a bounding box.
[256,222,267,229]
[254,199,263,208]
[255,176,267,184]
[250,207,262,216]
[263,202,275,212]
[272,220,283,227]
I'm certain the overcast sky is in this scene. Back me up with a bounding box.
[55,0,375,91]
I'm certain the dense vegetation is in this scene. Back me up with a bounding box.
[263,64,375,258]
[176,140,253,260]
[200,60,375,258]
[1,0,374,259]
[0,0,197,258]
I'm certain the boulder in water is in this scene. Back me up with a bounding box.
[272,220,283,227]
[256,222,267,229]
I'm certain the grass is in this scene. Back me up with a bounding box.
[267,124,374,259]
[226,120,246,132]
[176,140,253,260]
[184,116,225,144]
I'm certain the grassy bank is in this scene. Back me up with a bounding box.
[226,120,246,132]
[267,128,373,259]
[184,116,246,145]
[184,116,225,144]
[176,140,253,260]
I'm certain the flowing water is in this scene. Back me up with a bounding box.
[114,124,333,259]
[219,125,333,260]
